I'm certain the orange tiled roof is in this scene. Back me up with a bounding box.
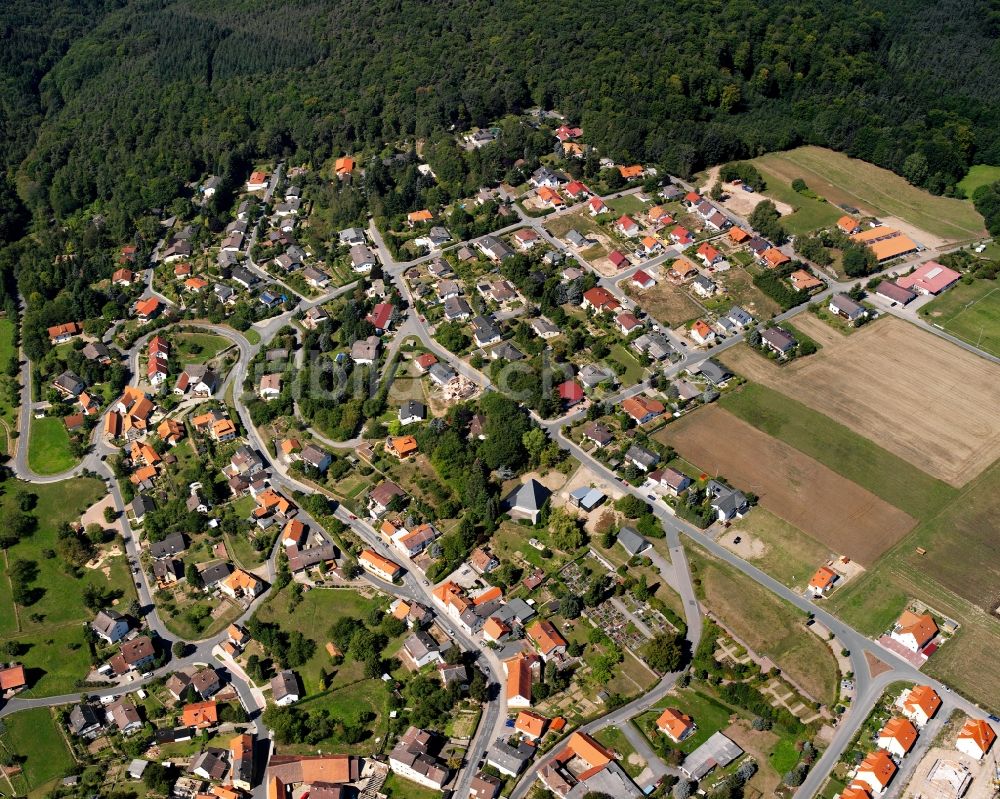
[389,436,418,457]
[526,620,567,655]
[335,156,355,175]
[618,165,643,179]
[515,710,548,739]
[182,701,218,727]
[878,717,917,753]
[896,611,938,648]
[808,566,837,590]
[958,718,997,753]
[408,209,433,223]
[902,685,941,719]
[857,750,897,787]
[656,707,693,739]
[505,655,531,703]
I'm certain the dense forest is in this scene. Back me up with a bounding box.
[0,0,998,276]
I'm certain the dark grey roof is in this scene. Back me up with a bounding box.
[487,740,535,774]
[761,326,797,352]
[149,533,187,559]
[131,494,156,517]
[271,669,299,701]
[698,358,733,386]
[400,400,426,420]
[197,561,232,586]
[617,526,649,556]
[626,444,660,469]
[502,479,551,515]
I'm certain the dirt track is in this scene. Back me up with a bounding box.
[660,406,917,565]
[720,316,1000,486]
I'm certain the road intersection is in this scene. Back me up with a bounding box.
[2,177,995,799]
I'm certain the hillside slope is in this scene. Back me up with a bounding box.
[2,0,999,223]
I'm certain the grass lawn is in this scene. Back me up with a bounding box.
[0,706,75,797]
[173,332,230,363]
[544,211,606,240]
[719,382,957,520]
[731,509,832,592]
[243,328,261,345]
[594,726,643,777]
[829,456,1000,712]
[688,545,840,706]
[609,344,647,385]
[224,531,267,570]
[659,685,735,753]
[254,586,385,693]
[607,195,649,217]
[769,735,801,775]
[827,459,1000,712]
[0,318,17,426]
[919,278,1000,358]
[383,773,441,799]
[752,147,984,242]
[957,165,1000,198]
[27,417,79,475]
[293,675,392,756]
[751,163,842,236]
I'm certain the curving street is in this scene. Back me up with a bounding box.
[2,176,996,799]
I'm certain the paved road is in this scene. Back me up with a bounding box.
[5,174,997,799]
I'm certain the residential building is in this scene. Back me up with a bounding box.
[876,717,918,759]
[271,670,300,706]
[955,719,996,760]
[854,749,897,794]
[829,293,867,323]
[359,549,403,581]
[680,732,743,780]
[875,280,917,305]
[657,708,695,742]
[526,619,567,660]
[625,444,659,472]
[388,727,449,790]
[761,326,798,356]
[91,609,130,644]
[890,611,938,653]
[897,685,941,727]
[808,566,838,598]
[501,478,551,524]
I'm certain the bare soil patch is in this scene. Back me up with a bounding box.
[719,316,1000,486]
[660,406,916,564]
[865,651,893,679]
[699,165,794,218]
[622,281,703,326]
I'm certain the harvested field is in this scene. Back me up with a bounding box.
[751,147,984,244]
[659,405,917,565]
[719,315,1000,486]
[622,280,703,326]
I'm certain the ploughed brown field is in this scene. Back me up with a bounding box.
[659,406,917,565]
[720,315,1000,487]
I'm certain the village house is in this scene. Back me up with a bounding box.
[897,685,941,727]
[760,326,798,356]
[625,444,660,472]
[389,727,450,791]
[622,395,665,424]
[876,717,918,759]
[807,566,838,598]
[271,670,301,706]
[657,708,695,743]
[581,286,620,313]
[689,320,716,346]
[359,549,403,581]
[890,611,938,653]
[955,719,996,760]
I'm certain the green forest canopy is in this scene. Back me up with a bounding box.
[0,0,998,295]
